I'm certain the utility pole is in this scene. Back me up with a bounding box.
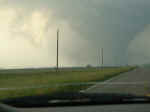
[56,29,59,71]
[98,49,101,68]
[98,48,104,69]
[101,48,103,69]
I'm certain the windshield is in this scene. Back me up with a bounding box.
[0,0,150,107]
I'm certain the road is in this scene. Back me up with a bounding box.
[84,67,150,95]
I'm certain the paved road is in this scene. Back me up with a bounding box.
[85,67,150,95]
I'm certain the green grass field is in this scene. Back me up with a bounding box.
[0,67,135,100]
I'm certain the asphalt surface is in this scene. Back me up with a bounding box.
[84,67,150,95]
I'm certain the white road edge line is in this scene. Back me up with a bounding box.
[80,69,136,92]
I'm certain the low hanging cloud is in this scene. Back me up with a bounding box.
[128,25,150,65]
[0,6,90,68]
[0,8,55,68]
[0,0,150,68]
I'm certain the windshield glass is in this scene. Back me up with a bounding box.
[0,0,150,105]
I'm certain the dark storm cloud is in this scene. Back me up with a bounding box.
[1,0,150,67]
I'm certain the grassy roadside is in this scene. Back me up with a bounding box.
[0,66,135,101]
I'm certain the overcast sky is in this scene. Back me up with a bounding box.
[0,0,150,68]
